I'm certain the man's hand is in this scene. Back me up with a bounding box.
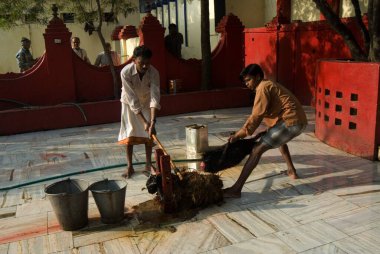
[228,134,239,143]
[148,122,156,137]
[228,129,246,143]
[143,121,150,132]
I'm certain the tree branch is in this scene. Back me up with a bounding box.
[368,0,380,61]
[111,0,115,14]
[75,0,88,22]
[95,0,119,98]
[351,0,370,53]
[313,0,367,60]
[95,0,102,31]
[200,0,212,90]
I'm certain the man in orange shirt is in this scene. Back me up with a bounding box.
[224,64,307,198]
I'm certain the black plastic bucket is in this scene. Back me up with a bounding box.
[45,178,89,231]
[89,179,127,224]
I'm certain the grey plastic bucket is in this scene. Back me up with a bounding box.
[45,178,89,231]
[89,179,127,224]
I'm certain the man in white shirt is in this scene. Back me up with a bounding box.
[71,37,90,63]
[117,46,161,178]
[94,42,121,67]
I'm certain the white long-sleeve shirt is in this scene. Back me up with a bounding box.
[120,62,161,114]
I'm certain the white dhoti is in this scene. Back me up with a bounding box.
[118,103,152,145]
[117,62,161,146]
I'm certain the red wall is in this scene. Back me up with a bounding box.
[245,17,366,105]
[0,13,248,135]
[315,60,380,160]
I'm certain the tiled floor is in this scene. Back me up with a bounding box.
[1,107,380,253]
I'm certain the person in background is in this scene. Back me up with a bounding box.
[164,23,184,58]
[71,37,90,63]
[117,46,161,178]
[223,64,307,198]
[16,37,37,72]
[94,42,121,67]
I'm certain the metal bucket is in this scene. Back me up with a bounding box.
[186,124,209,153]
[169,79,182,94]
[89,179,127,224]
[45,178,89,231]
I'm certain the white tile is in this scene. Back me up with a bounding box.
[0,243,8,254]
[0,213,47,244]
[207,214,254,243]
[276,192,359,224]
[16,199,52,217]
[369,203,380,213]
[339,192,380,207]
[125,193,153,208]
[270,181,317,197]
[247,203,300,231]
[55,250,77,254]
[202,250,220,254]
[102,237,139,254]
[7,235,52,254]
[47,231,73,253]
[275,221,347,252]
[0,206,16,219]
[1,188,24,208]
[1,107,380,253]
[27,235,50,254]
[328,184,380,196]
[334,236,378,254]
[133,230,171,253]
[149,220,231,253]
[195,202,241,221]
[299,244,347,254]
[227,210,276,237]
[22,185,46,201]
[73,225,135,248]
[225,189,281,207]
[7,239,29,254]
[324,207,380,235]
[216,234,295,254]
[351,227,380,253]
[77,243,101,254]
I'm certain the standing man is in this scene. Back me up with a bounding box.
[224,64,307,198]
[71,37,90,63]
[118,46,160,178]
[164,23,184,58]
[16,37,37,72]
[94,42,121,67]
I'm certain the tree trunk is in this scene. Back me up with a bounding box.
[351,0,370,54]
[368,0,380,61]
[313,0,367,61]
[95,0,120,99]
[200,0,212,90]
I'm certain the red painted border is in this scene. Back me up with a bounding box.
[0,88,251,135]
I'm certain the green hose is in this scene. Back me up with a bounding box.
[0,158,202,191]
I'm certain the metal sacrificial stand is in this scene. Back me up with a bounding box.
[154,148,175,213]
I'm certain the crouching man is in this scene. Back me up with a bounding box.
[224,64,307,198]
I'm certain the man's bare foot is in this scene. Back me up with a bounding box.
[142,165,156,176]
[223,187,241,198]
[122,167,135,178]
[281,170,299,179]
